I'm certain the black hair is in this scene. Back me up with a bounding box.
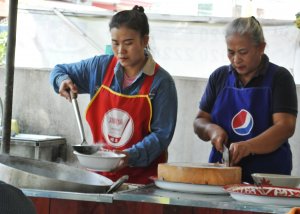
[109,5,149,38]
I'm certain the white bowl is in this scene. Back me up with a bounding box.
[251,173,300,188]
[74,151,126,172]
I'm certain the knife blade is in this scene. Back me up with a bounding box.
[222,146,230,167]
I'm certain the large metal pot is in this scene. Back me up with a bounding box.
[0,154,113,193]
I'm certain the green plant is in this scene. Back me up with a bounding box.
[296,12,300,29]
[0,31,7,64]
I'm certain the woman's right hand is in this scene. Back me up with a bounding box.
[208,125,228,152]
[194,110,228,152]
[58,79,78,102]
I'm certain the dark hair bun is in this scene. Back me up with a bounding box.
[132,5,144,13]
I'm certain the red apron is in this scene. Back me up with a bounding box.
[85,57,166,184]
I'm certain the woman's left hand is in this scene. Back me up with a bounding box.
[110,150,129,171]
[229,142,252,165]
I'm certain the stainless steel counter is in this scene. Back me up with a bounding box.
[23,184,293,213]
[114,184,292,213]
[23,188,113,203]
[22,183,142,203]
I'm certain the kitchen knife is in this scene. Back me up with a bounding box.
[222,146,230,167]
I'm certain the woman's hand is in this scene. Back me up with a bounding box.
[194,110,228,152]
[58,79,78,102]
[110,150,129,172]
[209,125,228,152]
[229,142,252,165]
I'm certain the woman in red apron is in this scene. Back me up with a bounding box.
[50,6,178,184]
[193,17,297,183]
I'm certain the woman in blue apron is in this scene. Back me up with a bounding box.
[193,17,297,183]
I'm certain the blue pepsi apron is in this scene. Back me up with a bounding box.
[209,63,292,183]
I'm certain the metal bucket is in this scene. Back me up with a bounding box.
[0,154,113,193]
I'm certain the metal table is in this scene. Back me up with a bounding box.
[23,184,293,213]
[23,188,113,203]
[114,184,293,213]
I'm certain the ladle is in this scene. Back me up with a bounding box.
[106,175,129,193]
[71,92,100,155]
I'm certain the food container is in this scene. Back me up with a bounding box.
[0,134,66,162]
[251,173,300,188]
[74,151,125,172]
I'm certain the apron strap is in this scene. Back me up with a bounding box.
[138,64,159,94]
[102,57,118,86]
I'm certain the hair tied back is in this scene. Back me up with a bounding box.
[132,5,144,13]
[251,16,261,26]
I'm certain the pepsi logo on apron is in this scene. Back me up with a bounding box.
[231,109,254,136]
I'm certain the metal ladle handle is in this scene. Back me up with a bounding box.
[106,175,129,193]
[71,92,87,145]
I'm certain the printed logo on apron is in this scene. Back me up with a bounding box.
[231,109,254,136]
[102,108,134,147]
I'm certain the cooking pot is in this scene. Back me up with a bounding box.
[0,154,114,193]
